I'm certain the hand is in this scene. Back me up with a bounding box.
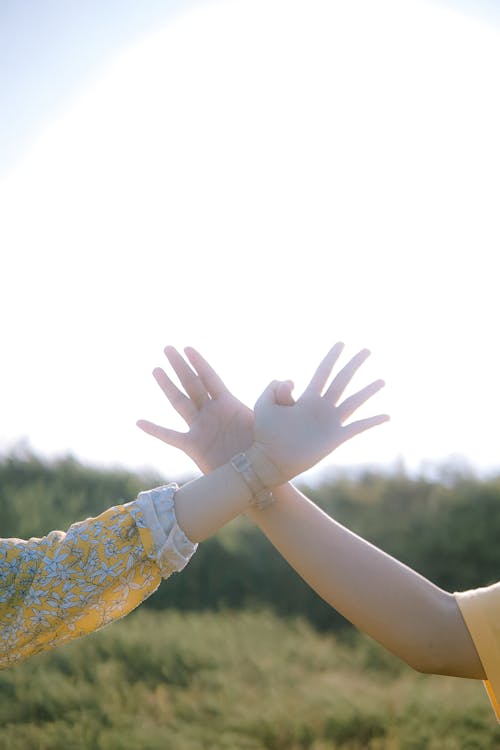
[137,346,254,474]
[137,343,389,483]
[250,342,389,485]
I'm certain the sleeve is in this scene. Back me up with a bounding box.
[0,483,197,669]
[454,582,500,722]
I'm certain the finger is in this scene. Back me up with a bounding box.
[254,380,280,410]
[164,346,210,407]
[341,413,390,442]
[336,379,386,422]
[136,420,188,449]
[275,380,295,406]
[153,367,196,424]
[184,346,229,399]
[324,348,371,404]
[303,342,344,395]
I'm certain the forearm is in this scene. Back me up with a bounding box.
[0,486,196,668]
[247,483,484,679]
[173,458,257,542]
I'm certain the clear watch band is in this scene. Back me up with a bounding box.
[230,452,275,510]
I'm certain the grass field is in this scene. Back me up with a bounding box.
[0,609,497,749]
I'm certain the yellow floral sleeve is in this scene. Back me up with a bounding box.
[0,484,197,668]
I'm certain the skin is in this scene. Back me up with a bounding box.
[143,344,389,544]
[138,344,485,680]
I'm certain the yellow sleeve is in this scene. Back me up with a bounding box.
[455,582,500,722]
[0,484,197,669]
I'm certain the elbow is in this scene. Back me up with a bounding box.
[405,652,448,676]
[369,636,453,676]
[400,642,448,676]
[376,591,457,676]
[398,592,483,679]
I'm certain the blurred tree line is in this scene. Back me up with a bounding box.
[1,451,499,631]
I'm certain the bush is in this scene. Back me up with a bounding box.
[0,610,496,749]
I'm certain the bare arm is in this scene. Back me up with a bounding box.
[138,345,484,680]
[247,483,484,678]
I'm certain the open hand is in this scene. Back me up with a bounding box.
[137,343,388,482]
[137,346,253,474]
[251,343,389,484]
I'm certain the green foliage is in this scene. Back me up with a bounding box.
[2,454,499,747]
[0,610,496,749]
[2,452,500,629]
[0,450,164,538]
[307,469,500,593]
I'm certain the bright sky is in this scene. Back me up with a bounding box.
[1,0,500,482]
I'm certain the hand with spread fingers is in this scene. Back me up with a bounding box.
[252,343,388,485]
[138,343,388,482]
[137,346,254,474]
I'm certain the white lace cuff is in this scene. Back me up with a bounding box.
[135,484,198,578]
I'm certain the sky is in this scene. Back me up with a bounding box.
[1,0,500,483]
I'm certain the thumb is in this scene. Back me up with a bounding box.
[275,380,295,406]
[254,380,280,410]
[136,420,186,449]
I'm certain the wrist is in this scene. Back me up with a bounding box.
[229,442,285,511]
[245,442,285,488]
